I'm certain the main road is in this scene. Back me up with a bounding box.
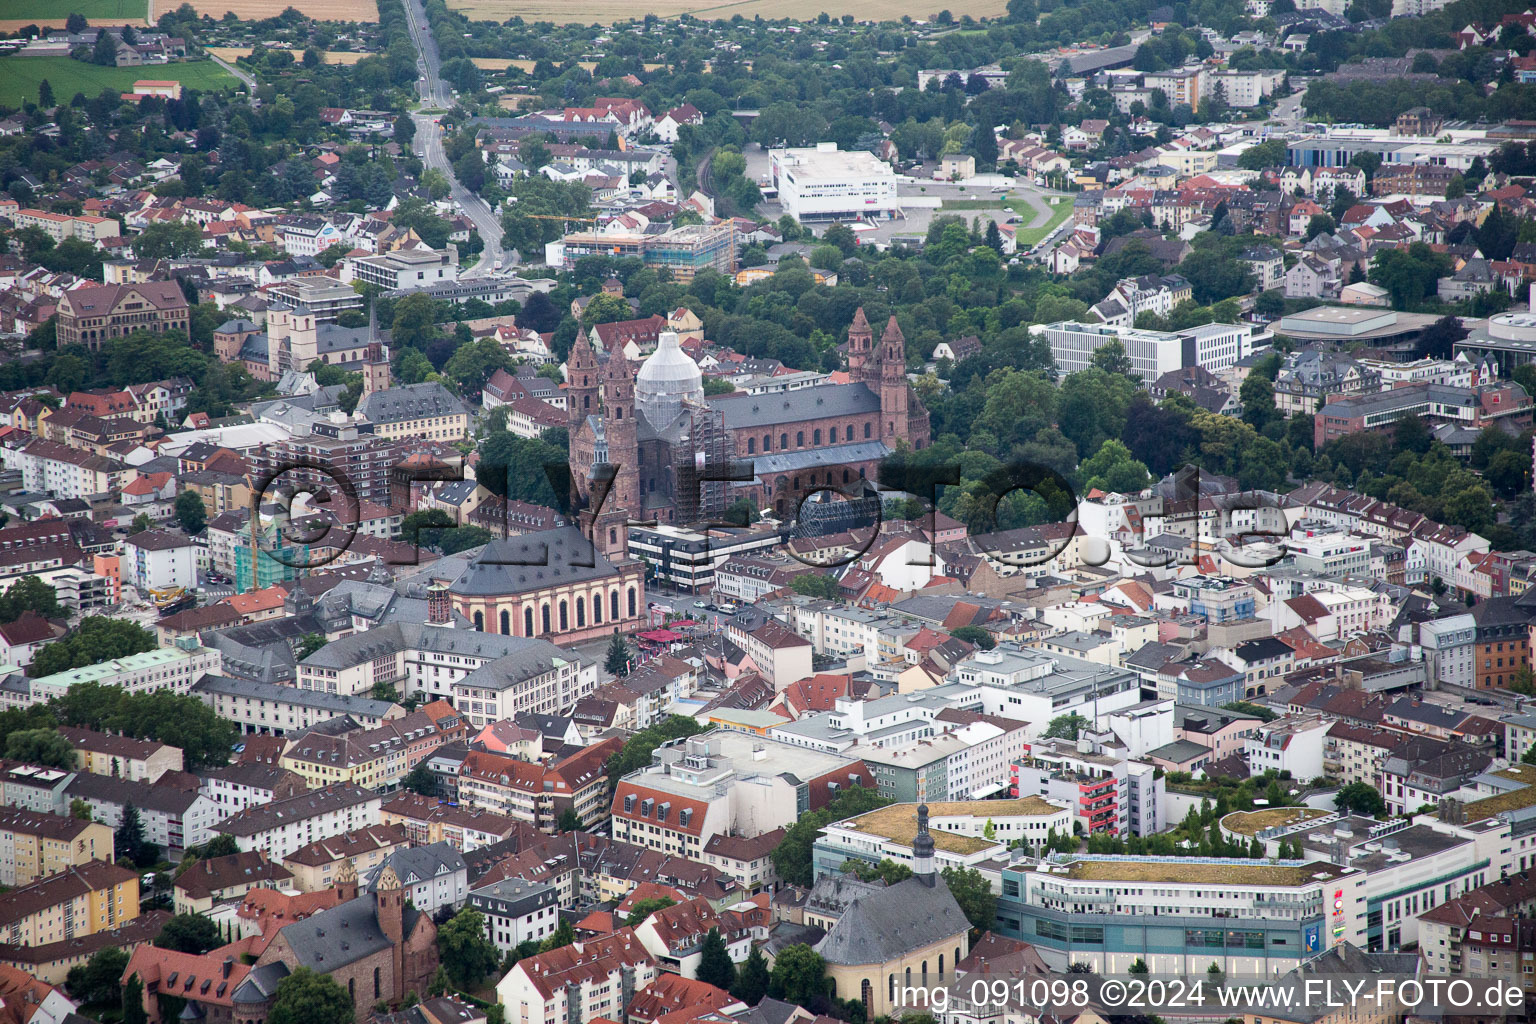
[401,0,506,276]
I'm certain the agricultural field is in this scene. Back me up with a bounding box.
[0,0,147,22]
[446,0,1004,23]
[0,55,236,107]
[180,0,376,19]
[207,45,372,63]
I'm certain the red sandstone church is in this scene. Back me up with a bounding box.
[567,307,930,554]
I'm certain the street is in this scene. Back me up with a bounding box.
[401,0,507,275]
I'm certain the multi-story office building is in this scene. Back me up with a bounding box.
[994,854,1366,974]
[1039,320,1257,380]
[769,143,900,221]
[343,247,459,291]
[1010,736,1164,837]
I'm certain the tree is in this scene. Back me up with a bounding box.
[130,513,153,535]
[66,12,88,32]
[93,29,118,65]
[768,944,828,1005]
[1090,340,1134,377]
[697,927,737,991]
[1043,714,1088,740]
[394,115,415,146]
[539,919,575,953]
[66,947,128,1007]
[438,908,500,990]
[443,337,515,395]
[401,762,436,796]
[625,896,677,927]
[38,79,54,108]
[267,968,355,1024]
[70,798,91,820]
[130,221,204,259]
[557,808,584,833]
[297,633,328,660]
[116,801,149,865]
[949,625,996,650]
[1128,959,1149,976]
[6,728,75,768]
[123,974,147,1024]
[789,574,841,600]
[604,630,630,677]
[842,858,913,884]
[733,946,770,1005]
[174,491,206,535]
[942,867,998,935]
[772,786,891,886]
[29,617,158,678]
[154,913,222,955]
[1079,439,1151,494]
[1334,782,1387,818]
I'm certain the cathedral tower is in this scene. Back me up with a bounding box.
[580,343,640,561]
[879,316,909,443]
[847,306,873,384]
[568,331,599,431]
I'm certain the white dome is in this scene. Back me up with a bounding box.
[636,330,704,426]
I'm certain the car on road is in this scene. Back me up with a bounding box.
[992,186,1009,193]
[693,600,707,608]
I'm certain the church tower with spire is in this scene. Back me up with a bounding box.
[913,803,936,886]
[879,316,910,444]
[568,331,599,432]
[847,306,873,384]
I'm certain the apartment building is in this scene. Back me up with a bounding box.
[190,674,406,736]
[281,823,410,892]
[65,773,220,857]
[56,726,182,782]
[470,878,561,953]
[495,929,659,1024]
[0,437,126,499]
[278,702,467,791]
[5,638,222,709]
[0,861,138,947]
[0,808,114,886]
[217,783,382,861]
[1009,737,1164,837]
[456,739,622,834]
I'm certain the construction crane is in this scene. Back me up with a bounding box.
[515,214,602,222]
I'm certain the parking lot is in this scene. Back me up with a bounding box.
[739,143,1069,249]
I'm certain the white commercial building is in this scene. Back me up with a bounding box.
[1038,320,1256,381]
[769,143,900,222]
[342,247,459,291]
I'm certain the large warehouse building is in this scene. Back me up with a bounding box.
[769,143,900,222]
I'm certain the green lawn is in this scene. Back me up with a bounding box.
[0,0,148,21]
[0,57,236,107]
[1012,195,1073,246]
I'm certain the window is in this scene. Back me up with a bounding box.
[747,438,756,453]
[814,429,822,445]
[796,431,804,446]
[559,600,569,631]
[864,422,872,438]
[542,605,551,634]
[611,591,620,621]
[575,597,585,628]
[525,608,534,636]
[473,611,483,631]
[628,588,637,617]
[500,610,510,635]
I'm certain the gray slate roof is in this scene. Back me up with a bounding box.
[364,841,466,889]
[709,382,880,430]
[814,875,971,966]
[446,525,622,597]
[356,382,467,424]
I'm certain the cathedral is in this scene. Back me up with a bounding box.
[568,307,930,554]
